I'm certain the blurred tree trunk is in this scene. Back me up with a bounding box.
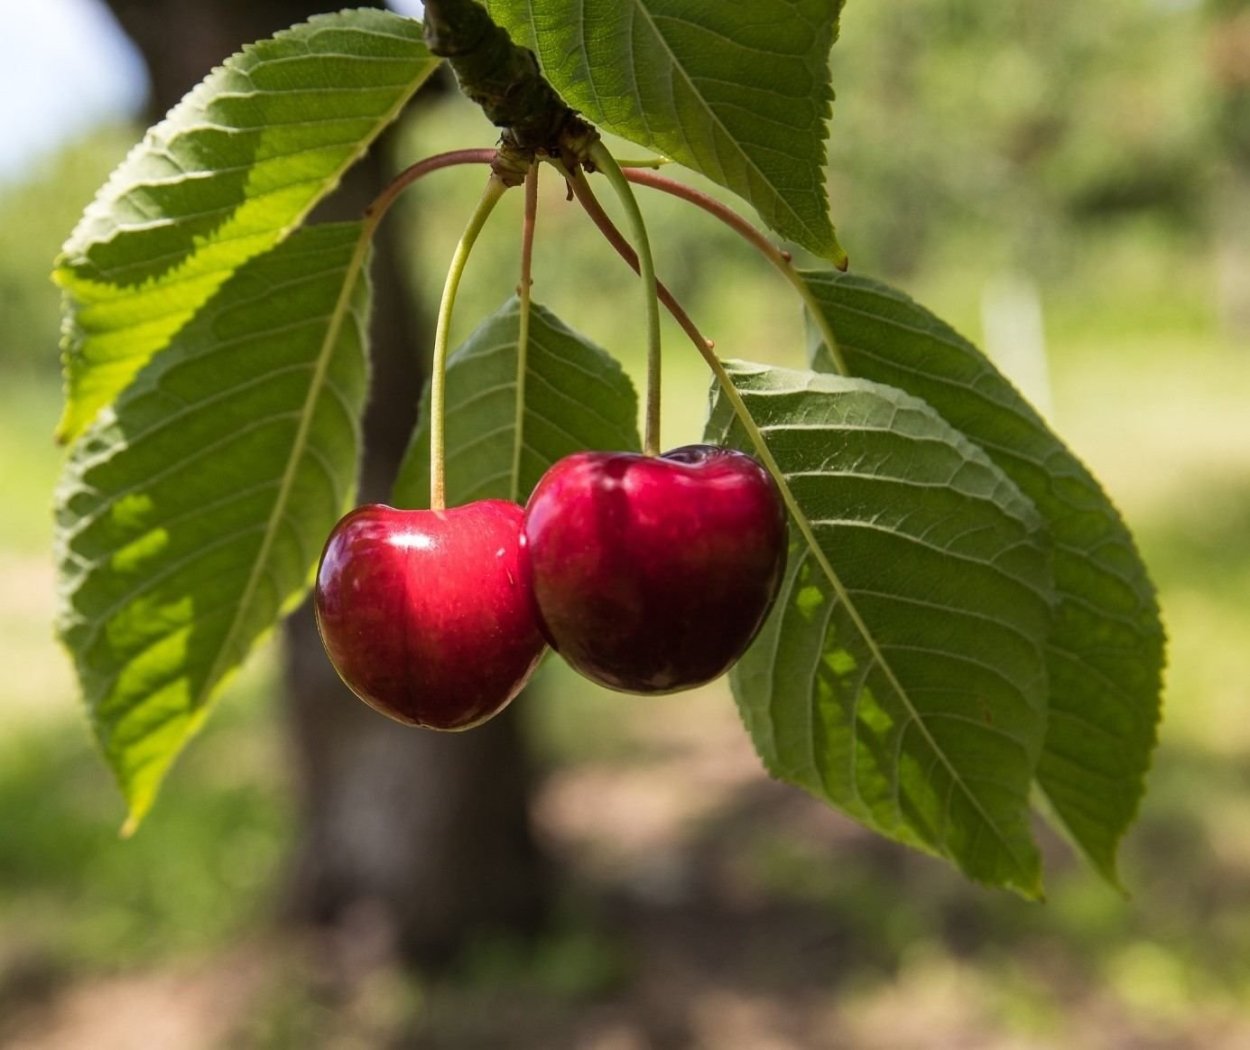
[104,0,549,963]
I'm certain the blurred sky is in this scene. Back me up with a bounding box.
[0,0,426,183]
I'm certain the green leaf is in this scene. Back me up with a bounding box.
[393,296,641,508]
[54,8,438,443]
[707,361,1054,897]
[484,0,846,264]
[55,222,371,829]
[801,269,1164,886]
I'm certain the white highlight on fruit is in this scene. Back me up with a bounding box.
[391,531,434,551]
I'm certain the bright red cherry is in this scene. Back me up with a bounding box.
[314,500,545,730]
[523,445,787,693]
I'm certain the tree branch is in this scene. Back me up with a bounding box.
[421,0,598,176]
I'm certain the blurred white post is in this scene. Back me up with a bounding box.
[980,273,1053,421]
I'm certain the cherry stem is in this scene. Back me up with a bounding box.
[430,174,510,511]
[512,163,540,503]
[364,148,497,229]
[621,168,849,376]
[587,141,664,456]
[562,165,824,599]
[565,166,712,358]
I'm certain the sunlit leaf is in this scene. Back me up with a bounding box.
[55,223,370,828]
[54,8,438,442]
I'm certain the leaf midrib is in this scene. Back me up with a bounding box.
[581,0,822,246]
[201,233,367,698]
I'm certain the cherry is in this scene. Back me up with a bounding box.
[523,444,787,693]
[314,500,545,730]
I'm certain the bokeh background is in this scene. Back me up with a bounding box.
[2,1,1249,1047]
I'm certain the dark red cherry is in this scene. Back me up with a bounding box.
[523,445,787,693]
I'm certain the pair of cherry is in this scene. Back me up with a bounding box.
[314,445,788,729]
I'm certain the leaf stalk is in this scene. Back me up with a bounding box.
[564,165,712,357]
[512,163,540,503]
[366,148,497,227]
[622,169,849,376]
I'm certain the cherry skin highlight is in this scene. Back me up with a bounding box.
[314,500,545,730]
[523,444,788,693]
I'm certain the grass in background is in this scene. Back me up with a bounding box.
[0,649,290,976]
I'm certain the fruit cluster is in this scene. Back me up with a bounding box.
[314,445,787,729]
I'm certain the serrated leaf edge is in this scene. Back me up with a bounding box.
[716,358,1048,895]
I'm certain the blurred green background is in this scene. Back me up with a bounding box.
[2,0,1249,1047]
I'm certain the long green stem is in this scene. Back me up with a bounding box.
[588,141,664,455]
[566,166,712,358]
[333,153,499,348]
[622,168,849,376]
[430,175,509,510]
[562,163,831,592]
[240,146,496,531]
[511,163,539,503]
[561,166,799,532]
